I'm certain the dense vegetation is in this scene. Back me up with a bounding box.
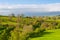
[0,14,60,40]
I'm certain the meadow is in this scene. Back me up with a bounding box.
[31,29,60,40]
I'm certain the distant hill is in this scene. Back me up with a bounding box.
[24,11,60,16]
[0,11,60,16]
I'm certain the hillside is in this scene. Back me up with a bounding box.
[0,15,60,40]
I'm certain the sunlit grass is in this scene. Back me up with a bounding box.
[31,29,60,40]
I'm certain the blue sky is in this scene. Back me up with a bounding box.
[0,0,60,4]
[0,0,60,15]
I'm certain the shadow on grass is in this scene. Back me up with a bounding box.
[29,31,54,38]
[41,31,54,37]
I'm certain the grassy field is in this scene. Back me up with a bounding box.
[31,29,60,40]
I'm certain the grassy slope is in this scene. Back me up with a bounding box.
[31,29,60,40]
[1,16,60,40]
[0,16,17,25]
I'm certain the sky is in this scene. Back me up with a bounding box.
[0,0,60,4]
[0,0,60,15]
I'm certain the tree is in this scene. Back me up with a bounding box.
[10,13,15,17]
[20,25,33,40]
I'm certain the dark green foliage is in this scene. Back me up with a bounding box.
[0,24,15,40]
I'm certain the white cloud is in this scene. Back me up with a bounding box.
[0,3,60,12]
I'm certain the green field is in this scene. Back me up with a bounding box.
[31,29,60,40]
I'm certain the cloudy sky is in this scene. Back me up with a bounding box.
[0,0,60,15]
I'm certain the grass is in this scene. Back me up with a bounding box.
[30,29,60,40]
